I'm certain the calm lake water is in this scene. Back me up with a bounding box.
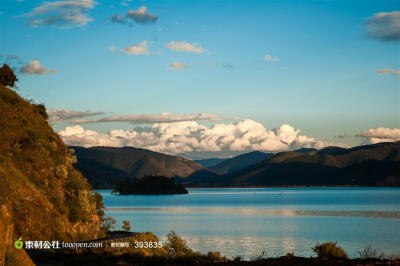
[97,188,400,259]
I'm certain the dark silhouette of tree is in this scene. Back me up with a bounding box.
[113,176,188,195]
[0,64,18,88]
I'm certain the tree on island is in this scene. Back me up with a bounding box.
[113,175,188,195]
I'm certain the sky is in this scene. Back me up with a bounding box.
[0,0,399,158]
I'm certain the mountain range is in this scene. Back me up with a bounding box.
[72,142,400,188]
[196,141,400,187]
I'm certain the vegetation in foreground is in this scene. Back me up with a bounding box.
[113,176,188,195]
[27,232,400,266]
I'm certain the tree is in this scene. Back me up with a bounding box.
[101,216,117,232]
[122,220,131,232]
[165,230,193,256]
[0,64,18,88]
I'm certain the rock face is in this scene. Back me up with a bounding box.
[0,84,101,265]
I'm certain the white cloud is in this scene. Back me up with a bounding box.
[264,54,279,62]
[120,41,149,55]
[109,45,117,52]
[47,109,104,123]
[357,127,400,144]
[58,119,346,154]
[19,0,96,28]
[377,68,400,77]
[169,62,187,69]
[165,41,204,53]
[20,60,58,75]
[71,112,226,124]
[365,11,400,42]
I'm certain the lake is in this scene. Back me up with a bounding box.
[97,187,400,259]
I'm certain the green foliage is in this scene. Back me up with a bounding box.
[0,64,17,88]
[358,245,384,259]
[312,242,349,260]
[165,230,193,257]
[122,220,131,232]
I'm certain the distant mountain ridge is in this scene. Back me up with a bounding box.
[195,141,400,187]
[72,146,206,188]
[208,151,271,174]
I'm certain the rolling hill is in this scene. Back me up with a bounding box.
[195,141,400,186]
[72,146,207,188]
[208,151,271,174]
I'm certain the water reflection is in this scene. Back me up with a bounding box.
[106,207,400,219]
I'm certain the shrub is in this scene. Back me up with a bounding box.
[358,245,384,259]
[33,103,48,119]
[312,242,349,260]
[101,216,117,232]
[122,220,131,232]
[165,230,193,256]
[0,64,18,88]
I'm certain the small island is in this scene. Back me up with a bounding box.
[113,175,188,195]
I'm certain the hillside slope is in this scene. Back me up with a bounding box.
[72,146,207,188]
[209,151,271,174]
[0,84,101,265]
[198,142,400,186]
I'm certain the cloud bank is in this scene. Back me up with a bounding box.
[165,41,204,53]
[20,60,58,75]
[71,112,225,124]
[365,11,400,42]
[58,119,346,154]
[20,0,96,28]
[47,109,104,123]
[357,127,400,144]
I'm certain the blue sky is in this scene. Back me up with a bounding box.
[0,0,399,156]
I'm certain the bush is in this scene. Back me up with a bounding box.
[358,245,384,259]
[0,64,17,88]
[33,103,48,119]
[101,216,117,232]
[312,242,349,260]
[122,220,131,231]
[165,230,193,256]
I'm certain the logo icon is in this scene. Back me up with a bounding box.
[14,237,23,249]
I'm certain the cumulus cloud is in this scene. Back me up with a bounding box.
[357,127,400,144]
[165,41,204,53]
[120,41,149,55]
[19,0,96,28]
[47,109,104,123]
[365,11,400,42]
[58,119,346,154]
[71,112,225,124]
[264,54,279,62]
[20,60,58,75]
[377,68,400,77]
[110,6,157,26]
[169,62,187,69]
